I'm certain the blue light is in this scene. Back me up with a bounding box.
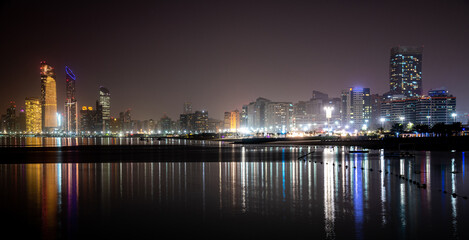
[65,66,76,80]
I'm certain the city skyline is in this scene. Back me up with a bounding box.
[1,0,468,121]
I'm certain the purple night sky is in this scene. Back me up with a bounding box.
[1,0,468,120]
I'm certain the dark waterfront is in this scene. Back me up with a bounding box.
[0,137,468,239]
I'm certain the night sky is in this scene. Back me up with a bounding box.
[1,0,468,120]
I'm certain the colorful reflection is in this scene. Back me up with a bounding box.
[0,147,468,238]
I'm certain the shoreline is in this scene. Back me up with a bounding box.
[1,135,469,151]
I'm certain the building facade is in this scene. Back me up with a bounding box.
[341,88,371,129]
[223,110,241,132]
[265,102,293,133]
[99,87,111,132]
[389,46,423,98]
[40,61,58,132]
[64,66,78,134]
[25,97,42,134]
[247,97,271,130]
[380,89,456,126]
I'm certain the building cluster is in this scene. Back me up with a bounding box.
[1,62,120,135]
[0,46,461,136]
[219,46,458,134]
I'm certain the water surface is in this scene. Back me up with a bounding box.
[0,137,468,239]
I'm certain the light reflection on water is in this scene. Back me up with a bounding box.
[0,136,225,147]
[0,141,468,239]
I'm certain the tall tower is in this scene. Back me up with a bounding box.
[389,46,423,97]
[25,97,42,134]
[65,66,78,134]
[99,86,111,132]
[40,61,58,132]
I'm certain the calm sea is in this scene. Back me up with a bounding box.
[0,137,468,239]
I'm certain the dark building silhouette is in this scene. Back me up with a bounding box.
[64,66,78,134]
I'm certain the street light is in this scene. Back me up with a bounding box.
[324,106,334,126]
[380,117,386,129]
[451,113,457,123]
[399,116,405,124]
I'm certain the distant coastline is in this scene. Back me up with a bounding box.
[219,136,469,151]
[1,135,469,151]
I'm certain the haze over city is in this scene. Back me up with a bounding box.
[1,0,468,121]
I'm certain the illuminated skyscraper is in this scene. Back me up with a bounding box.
[99,87,111,132]
[40,61,57,132]
[25,97,42,134]
[223,110,241,132]
[64,66,78,134]
[341,88,371,129]
[389,46,423,97]
[247,97,271,130]
[265,102,293,133]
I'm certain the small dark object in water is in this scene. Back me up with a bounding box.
[451,171,459,174]
[452,193,458,198]
[462,196,468,200]
[443,191,447,194]
[369,168,373,171]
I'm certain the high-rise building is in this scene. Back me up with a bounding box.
[380,89,456,127]
[1,101,17,133]
[40,61,57,132]
[193,110,208,133]
[292,101,310,129]
[240,105,248,128]
[265,102,293,133]
[247,97,271,130]
[223,110,240,132]
[341,88,371,129]
[99,87,111,132]
[416,89,456,125]
[79,106,96,133]
[109,117,121,133]
[25,97,42,134]
[16,107,26,132]
[157,115,174,133]
[389,46,423,98]
[223,112,231,130]
[179,110,209,133]
[64,66,78,134]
